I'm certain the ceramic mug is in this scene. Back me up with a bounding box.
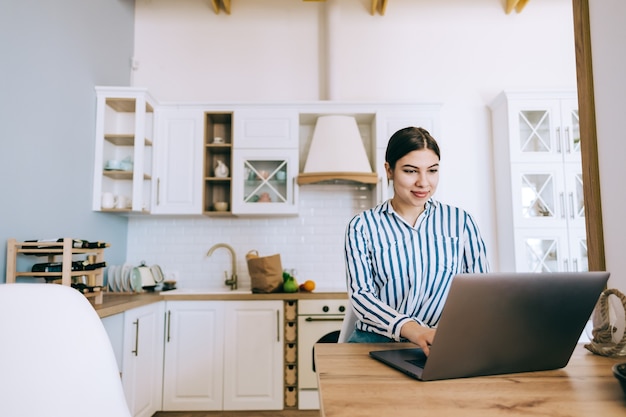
[116,195,129,209]
[105,159,122,170]
[101,192,116,209]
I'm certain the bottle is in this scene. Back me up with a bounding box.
[32,260,107,273]
[25,238,109,249]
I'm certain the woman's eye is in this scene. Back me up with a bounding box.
[403,169,417,174]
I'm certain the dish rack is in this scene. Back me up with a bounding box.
[5,238,109,305]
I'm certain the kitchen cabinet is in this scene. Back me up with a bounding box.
[203,112,233,215]
[490,91,587,272]
[92,87,155,213]
[162,301,224,411]
[122,302,165,417]
[162,300,283,411]
[232,109,299,215]
[223,300,284,410]
[231,149,299,215]
[234,108,299,149]
[151,108,204,214]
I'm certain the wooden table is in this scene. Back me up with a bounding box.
[314,343,626,417]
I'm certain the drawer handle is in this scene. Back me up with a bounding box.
[305,316,344,322]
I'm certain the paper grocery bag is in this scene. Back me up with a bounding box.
[247,253,283,293]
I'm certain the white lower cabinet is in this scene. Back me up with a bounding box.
[162,301,224,410]
[223,300,284,410]
[121,302,165,417]
[162,300,283,411]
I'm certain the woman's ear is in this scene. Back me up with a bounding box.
[384,162,392,181]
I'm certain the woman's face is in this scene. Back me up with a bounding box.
[386,148,440,209]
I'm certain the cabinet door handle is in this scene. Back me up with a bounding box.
[276,310,280,342]
[156,178,161,206]
[559,192,565,219]
[292,176,298,206]
[573,258,579,272]
[569,192,575,219]
[565,127,571,153]
[166,310,171,342]
[556,127,562,154]
[132,319,139,357]
[563,259,569,272]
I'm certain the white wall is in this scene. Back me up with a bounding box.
[589,0,626,330]
[126,0,578,290]
[0,0,136,280]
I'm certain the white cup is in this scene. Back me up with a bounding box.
[101,192,116,209]
[116,195,129,209]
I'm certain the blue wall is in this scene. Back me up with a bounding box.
[0,0,135,281]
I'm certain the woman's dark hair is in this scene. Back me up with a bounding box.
[385,127,440,169]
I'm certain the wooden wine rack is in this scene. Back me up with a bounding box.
[5,238,108,305]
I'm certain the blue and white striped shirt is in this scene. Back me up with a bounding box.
[344,198,490,341]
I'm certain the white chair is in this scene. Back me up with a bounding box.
[338,305,357,343]
[0,283,131,417]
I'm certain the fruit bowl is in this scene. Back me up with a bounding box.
[613,362,626,397]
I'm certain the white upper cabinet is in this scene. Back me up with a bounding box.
[501,95,580,164]
[491,91,587,273]
[231,109,299,215]
[234,108,299,149]
[93,87,155,213]
[93,95,445,217]
[151,107,204,214]
[231,149,299,215]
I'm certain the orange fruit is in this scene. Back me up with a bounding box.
[302,280,315,292]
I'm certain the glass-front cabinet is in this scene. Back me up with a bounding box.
[515,228,588,273]
[232,149,298,215]
[508,98,580,164]
[490,91,587,273]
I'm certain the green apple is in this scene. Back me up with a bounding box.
[283,276,299,293]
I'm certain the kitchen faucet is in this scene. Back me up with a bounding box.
[206,243,238,290]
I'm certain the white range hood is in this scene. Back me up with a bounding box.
[297,115,377,185]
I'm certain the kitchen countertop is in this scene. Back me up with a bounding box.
[93,290,348,318]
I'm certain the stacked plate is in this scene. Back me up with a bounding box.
[106,263,164,293]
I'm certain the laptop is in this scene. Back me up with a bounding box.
[369,271,609,381]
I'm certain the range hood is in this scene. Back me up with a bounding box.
[297,115,378,185]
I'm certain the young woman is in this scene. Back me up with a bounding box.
[344,126,490,355]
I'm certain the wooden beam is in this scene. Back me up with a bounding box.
[505,0,529,14]
[209,0,230,15]
[210,0,219,14]
[371,0,387,16]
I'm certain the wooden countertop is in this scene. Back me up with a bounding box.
[314,342,626,417]
[94,290,347,318]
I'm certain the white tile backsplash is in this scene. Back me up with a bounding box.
[127,184,373,292]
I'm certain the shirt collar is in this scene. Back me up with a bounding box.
[383,198,435,215]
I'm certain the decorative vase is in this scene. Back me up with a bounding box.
[214,160,229,178]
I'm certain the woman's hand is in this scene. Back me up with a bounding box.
[400,321,436,356]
